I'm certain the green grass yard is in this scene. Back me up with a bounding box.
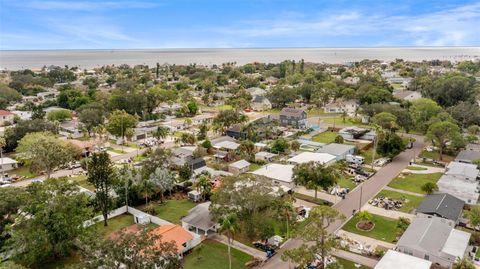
[335,257,371,269]
[70,175,95,191]
[374,190,424,213]
[388,172,443,194]
[338,177,356,190]
[183,239,252,269]
[152,199,197,224]
[312,131,338,143]
[420,150,455,162]
[10,165,38,179]
[342,214,401,243]
[322,117,370,127]
[93,214,135,238]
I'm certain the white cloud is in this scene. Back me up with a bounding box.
[213,2,480,46]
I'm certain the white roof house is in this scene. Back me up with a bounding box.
[375,250,432,269]
[287,152,336,166]
[251,163,294,187]
[229,160,250,170]
[445,161,479,180]
[213,141,240,151]
[437,174,479,204]
[0,157,18,165]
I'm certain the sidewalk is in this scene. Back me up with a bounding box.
[332,249,378,268]
[383,186,425,197]
[209,234,266,260]
[336,230,396,249]
[362,204,415,220]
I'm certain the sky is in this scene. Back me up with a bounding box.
[1,0,480,49]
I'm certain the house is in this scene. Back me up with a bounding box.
[11,110,32,121]
[393,90,422,101]
[317,143,356,160]
[445,161,479,180]
[191,114,215,125]
[455,150,480,164]
[170,146,205,170]
[150,224,195,257]
[466,143,480,152]
[0,157,18,172]
[343,77,360,85]
[416,193,465,226]
[58,120,83,139]
[226,124,247,139]
[213,140,240,152]
[187,190,202,202]
[0,110,14,126]
[396,217,470,268]
[296,139,325,152]
[182,202,217,236]
[437,174,479,204]
[279,108,307,128]
[160,118,187,131]
[254,142,267,151]
[228,160,251,175]
[323,100,358,115]
[375,250,432,269]
[246,87,267,96]
[251,163,295,188]
[287,152,336,166]
[339,126,376,141]
[255,151,277,162]
[251,95,272,111]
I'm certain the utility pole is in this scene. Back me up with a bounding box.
[358,185,363,212]
[371,135,377,170]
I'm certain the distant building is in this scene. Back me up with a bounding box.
[316,143,356,160]
[251,163,294,188]
[279,108,307,128]
[287,152,336,166]
[339,126,376,141]
[0,157,18,172]
[228,160,251,175]
[393,90,422,101]
[323,99,358,115]
[0,110,14,126]
[251,95,272,111]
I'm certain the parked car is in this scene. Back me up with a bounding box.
[373,157,391,167]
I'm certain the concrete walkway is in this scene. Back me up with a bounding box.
[337,230,396,249]
[332,249,378,268]
[383,186,425,197]
[209,234,266,260]
[362,204,415,220]
[403,164,444,174]
[296,186,339,204]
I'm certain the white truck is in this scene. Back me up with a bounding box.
[346,154,365,165]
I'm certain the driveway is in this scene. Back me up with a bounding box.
[261,134,425,269]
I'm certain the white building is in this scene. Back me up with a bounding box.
[375,250,432,269]
[0,157,18,172]
[251,163,294,188]
[287,152,336,166]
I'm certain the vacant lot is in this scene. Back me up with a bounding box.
[342,214,401,243]
[388,172,443,194]
[312,131,338,143]
[183,239,252,269]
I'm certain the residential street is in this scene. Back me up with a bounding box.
[261,134,425,269]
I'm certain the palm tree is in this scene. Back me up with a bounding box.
[219,213,239,269]
[194,175,212,201]
[276,195,295,239]
[139,178,155,206]
[153,126,169,145]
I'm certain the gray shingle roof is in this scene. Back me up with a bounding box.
[416,193,464,221]
[456,150,480,162]
[317,143,355,156]
[181,202,216,231]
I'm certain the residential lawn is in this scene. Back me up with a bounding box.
[388,172,443,194]
[106,147,126,154]
[307,108,341,117]
[476,248,480,258]
[153,199,197,224]
[249,163,262,171]
[322,117,370,127]
[93,214,135,238]
[360,148,380,165]
[10,165,38,179]
[335,257,371,269]
[312,131,338,143]
[405,166,428,171]
[216,104,233,111]
[70,175,95,191]
[342,214,401,243]
[183,239,252,269]
[337,177,356,190]
[420,150,455,162]
[293,193,332,206]
[374,190,425,213]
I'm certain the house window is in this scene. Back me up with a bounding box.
[424,254,429,260]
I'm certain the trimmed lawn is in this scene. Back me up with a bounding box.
[375,190,424,213]
[93,214,135,238]
[360,148,377,165]
[322,117,370,127]
[70,175,95,191]
[10,166,38,179]
[312,131,338,143]
[249,163,262,171]
[405,166,428,171]
[342,214,401,243]
[153,199,197,224]
[338,177,356,190]
[420,150,455,162]
[183,239,252,269]
[335,257,371,269]
[216,104,233,111]
[388,172,443,194]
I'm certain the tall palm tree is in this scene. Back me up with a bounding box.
[219,213,239,269]
[194,175,212,201]
[153,126,169,145]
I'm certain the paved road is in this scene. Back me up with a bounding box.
[262,134,425,269]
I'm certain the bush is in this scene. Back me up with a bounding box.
[144,204,156,215]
